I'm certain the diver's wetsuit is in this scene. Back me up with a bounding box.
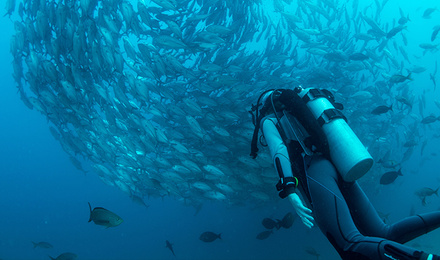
[257,89,440,260]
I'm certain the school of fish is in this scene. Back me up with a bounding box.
[6,0,440,209]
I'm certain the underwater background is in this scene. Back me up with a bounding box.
[1,0,440,259]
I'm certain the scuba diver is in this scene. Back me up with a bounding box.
[250,86,440,260]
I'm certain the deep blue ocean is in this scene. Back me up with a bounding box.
[1,0,440,259]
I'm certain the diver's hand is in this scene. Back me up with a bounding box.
[287,193,314,228]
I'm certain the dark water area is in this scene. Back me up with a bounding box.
[1,0,440,259]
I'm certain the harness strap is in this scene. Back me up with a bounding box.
[302,88,344,110]
[276,176,299,199]
[317,109,347,127]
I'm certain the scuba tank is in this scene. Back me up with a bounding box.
[298,88,373,182]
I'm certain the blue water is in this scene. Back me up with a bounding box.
[0,11,333,258]
[1,0,440,259]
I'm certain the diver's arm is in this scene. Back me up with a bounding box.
[288,193,314,228]
[261,117,314,228]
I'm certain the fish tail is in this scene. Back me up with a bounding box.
[389,104,393,111]
[88,202,92,222]
[435,187,439,196]
[218,233,222,240]
[32,241,37,248]
[48,255,56,260]
[276,219,282,230]
[407,73,412,81]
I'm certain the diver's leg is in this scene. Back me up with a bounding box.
[388,212,440,243]
[342,181,440,244]
[339,181,389,236]
[305,156,436,260]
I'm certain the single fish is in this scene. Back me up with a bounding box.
[389,73,412,84]
[377,159,400,168]
[256,230,273,240]
[421,115,438,124]
[281,212,295,229]
[305,246,320,259]
[380,169,402,185]
[415,187,439,198]
[371,105,392,115]
[409,65,427,74]
[261,218,280,229]
[165,240,175,257]
[403,139,417,148]
[199,232,221,242]
[386,25,406,39]
[432,26,440,42]
[419,43,438,50]
[349,53,369,61]
[88,202,123,228]
[423,7,437,19]
[398,12,410,25]
[49,252,77,260]
[415,187,439,206]
[130,195,150,209]
[32,241,53,249]
[395,96,413,108]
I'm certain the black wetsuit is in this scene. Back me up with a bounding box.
[253,88,440,260]
[305,153,440,260]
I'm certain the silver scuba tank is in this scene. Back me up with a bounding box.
[298,88,373,182]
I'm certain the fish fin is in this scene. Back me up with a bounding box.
[218,233,222,240]
[399,7,404,18]
[48,255,56,260]
[275,219,282,230]
[32,241,37,248]
[88,202,92,222]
